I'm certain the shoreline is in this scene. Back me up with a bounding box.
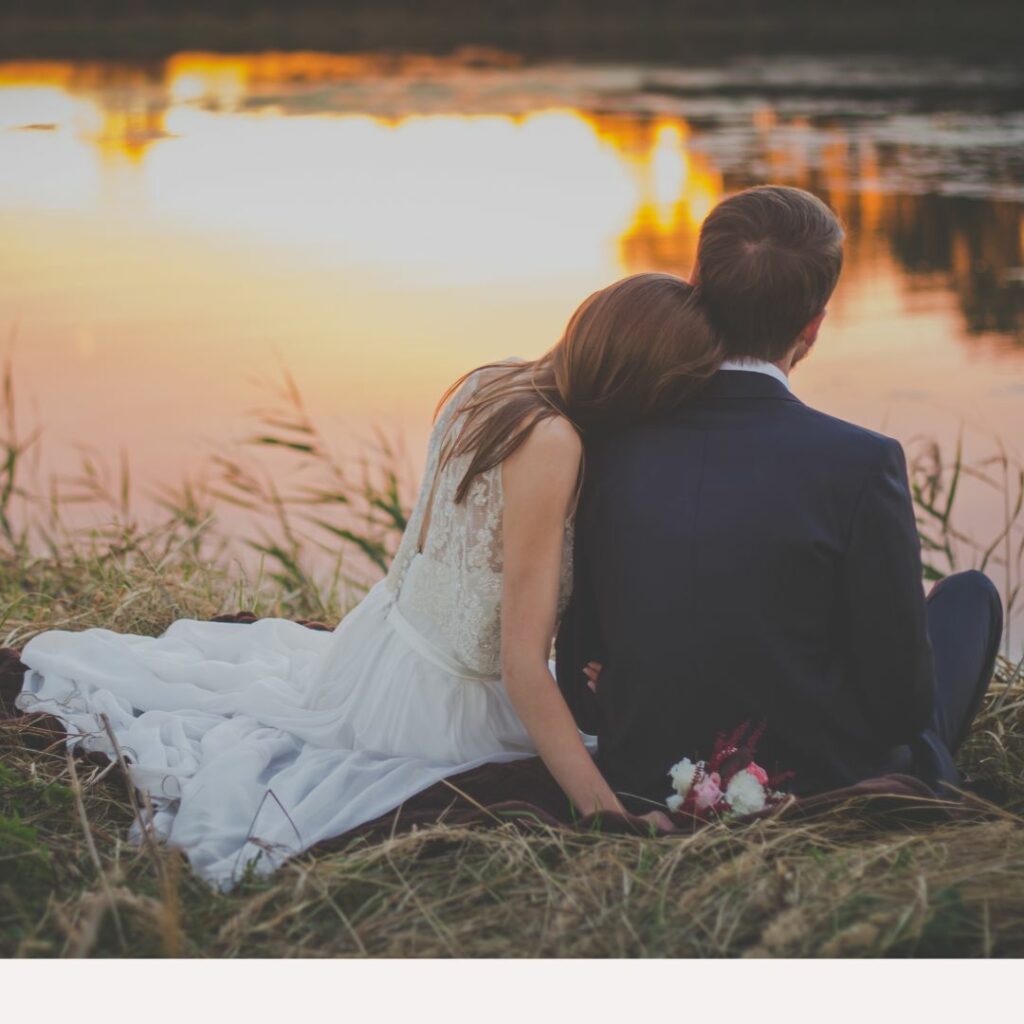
[0,6,1021,63]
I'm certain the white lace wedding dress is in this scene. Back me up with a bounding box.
[16,369,578,889]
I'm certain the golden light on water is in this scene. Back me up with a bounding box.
[0,52,1021,517]
[0,55,720,495]
[0,85,97,133]
[0,56,717,285]
[167,55,248,106]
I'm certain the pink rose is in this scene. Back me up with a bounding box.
[746,763,768,786]
[693,771,722,812]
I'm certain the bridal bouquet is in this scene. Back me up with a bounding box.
[665,722,791,820]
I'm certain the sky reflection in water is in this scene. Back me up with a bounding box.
[0,52,1022,640]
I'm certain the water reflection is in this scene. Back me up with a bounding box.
[889,196,1023,339]
[1,55,1021,342]
[0,53,1022,486]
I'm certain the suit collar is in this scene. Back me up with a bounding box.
[719,358,792,391]
[702,369,802,403]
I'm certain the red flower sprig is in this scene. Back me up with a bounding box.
[665,721,793,821]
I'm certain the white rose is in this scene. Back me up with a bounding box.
[668,758,698,799]
[665,793,684,812]
[725,770,768,816]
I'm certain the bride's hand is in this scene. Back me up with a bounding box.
[583,661,602,693]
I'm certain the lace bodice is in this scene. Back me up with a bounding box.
[384,368,575,679]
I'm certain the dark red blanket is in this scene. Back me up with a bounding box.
[0,615,980,848]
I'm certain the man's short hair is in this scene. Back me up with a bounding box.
[694,185,844,362]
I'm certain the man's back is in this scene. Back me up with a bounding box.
[557,369,935,803]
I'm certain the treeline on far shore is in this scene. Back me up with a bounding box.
[0,0,1021,61]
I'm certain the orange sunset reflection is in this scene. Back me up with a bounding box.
[0,54,725,281]
[0,51,1021,535]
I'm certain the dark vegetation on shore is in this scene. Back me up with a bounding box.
[0,1,1021,62]
[0,360,1022,956]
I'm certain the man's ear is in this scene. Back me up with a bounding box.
[787,309,827,369]
[800,309,827,350]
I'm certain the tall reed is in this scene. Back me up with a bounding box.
[1,357,1022,654]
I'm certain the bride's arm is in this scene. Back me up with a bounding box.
[500,416,627,818]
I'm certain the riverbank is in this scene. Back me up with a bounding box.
[1,360,1023,956]
[1,2,1022,62]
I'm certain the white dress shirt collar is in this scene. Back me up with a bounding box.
[718,358,792,392]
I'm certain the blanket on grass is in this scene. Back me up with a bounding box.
[0,615,985,849]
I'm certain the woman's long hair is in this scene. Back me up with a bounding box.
[438,272,723,503]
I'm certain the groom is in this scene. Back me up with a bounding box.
[556,185,1003,806]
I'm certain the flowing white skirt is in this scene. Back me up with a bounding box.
[15,578,545,889]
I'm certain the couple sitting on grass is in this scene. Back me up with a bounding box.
[15,185,1003,889]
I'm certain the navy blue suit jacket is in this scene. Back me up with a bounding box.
[556,370,936,804]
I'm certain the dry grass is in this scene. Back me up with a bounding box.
[2,617,1023,958]
[1,362,1023,957]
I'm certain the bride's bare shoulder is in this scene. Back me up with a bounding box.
[530,414,582,453]
[506,414,582,475]
[502,415,581,523]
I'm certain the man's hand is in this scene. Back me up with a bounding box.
[638,809,676,833]
[583,661,602,693]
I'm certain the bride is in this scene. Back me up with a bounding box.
[16,272,722,888]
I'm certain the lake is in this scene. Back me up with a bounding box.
[1,51,1022,647]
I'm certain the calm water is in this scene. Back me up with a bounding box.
[1,52,1023,642]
